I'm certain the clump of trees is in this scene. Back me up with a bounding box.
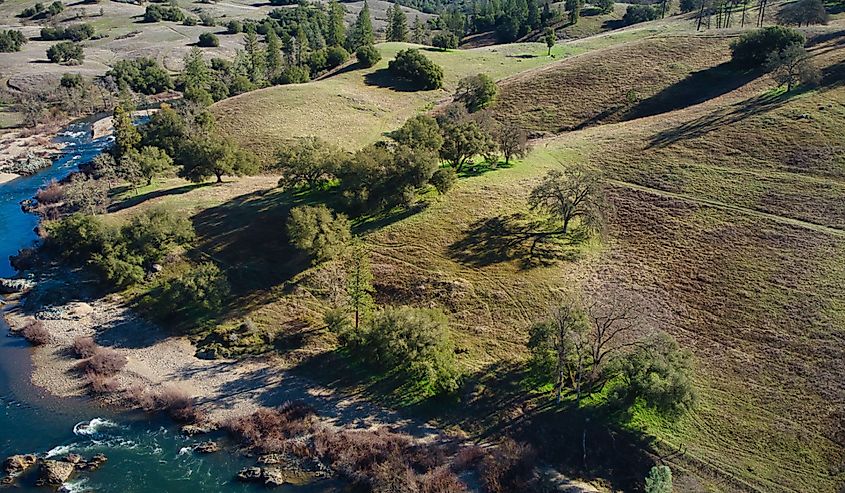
[47,41,84,65]
[151,262,231,316]
[527,296,696,414]
[729,26,805,68]
[432,31,458,50]
[276,136,346,190]
[107,58,173,95]
[45,207,195,289]
[0,30,27,52]
[776,0,828,27]
[385,2,409,42]
[40,23,94,41]
[388,49,444,90]
[623,4,659,25]
[144,4,185,22]
[19,1,64,19]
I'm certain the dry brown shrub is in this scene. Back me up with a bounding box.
[127,383,158,411]
[156,385,202,423]
[86,371,120,394]
[452,444,486,471]
[83,347,127,376]
[225,401,318,453]
[72,336,98,359]
[418,466,469,493]
[479,438,537,493]
[36,180,64,205]
[21,321,50,346]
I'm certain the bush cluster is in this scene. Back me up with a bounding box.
[47,41,84,65]
[107,57,173,94]
[623,4,659,25]
[40,23,94,41]
[144,4,185,22]
[355,45,381,67]
[21,320,50,346]
[128,384,202,422]
[197,32,219,47]
[0,29,27,52]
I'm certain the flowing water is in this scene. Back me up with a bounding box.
[0,123,339,492]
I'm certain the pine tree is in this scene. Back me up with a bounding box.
[327,0,346,47]
[385,3,395,41]
[294,25,308,65]
[527,0,540,30]
[346,0,374,51]
[265,29,283,82]
[388,3,409,41]
[346,240,374,334]
[113,105,140,159]
[183,48,212,105]
[412,15,428,43]
[243,30,266,86]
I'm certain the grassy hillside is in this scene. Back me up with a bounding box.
[213,34,656,159]
[79,20,845,493]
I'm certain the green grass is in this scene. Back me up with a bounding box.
[213,38,646,160]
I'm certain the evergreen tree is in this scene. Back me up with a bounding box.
[385,3,396,41]
[346,0,374,51]
[243,30,266,86]
[346,240,374,334]
[388,3,409,42]
[412,16,429,44]
[265,29,283,82]
[183,48,212,105]
[327,0,346,47]
[527,0,541,30]
[113,105,140,159]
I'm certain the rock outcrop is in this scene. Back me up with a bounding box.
[37,460,75,485]
[1,454,37,484]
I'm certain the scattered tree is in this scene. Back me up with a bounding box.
[776,0,828,26]
[346,0,373,51]
[197,32,219,47]
[764,43,820,91]
[439,120,495,171]
[527,165,604,248]
[623,4,659,24]
[455,74,498,112]
[47,41,84,64]
[0,29,27,52]
[730,26,805,68]
[179,136,258,183]
[386,3,409,42]
[543,27,556,56]
[355,44,381,67]
[388,49,443,90]
[432,31,458,50]
[497,123,529,165]
[276,136,345,190]
[390,114,443,151]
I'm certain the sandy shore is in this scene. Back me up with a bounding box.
[0,172,19,184]
[0,127,65,175]
[3,299,440,438]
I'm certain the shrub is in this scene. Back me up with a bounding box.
[277,65,310,84]
[355,44,381,67]
[455,73,497,112]
[479,439,537,493]
[287,205,352,264]
[157,262,231,315]
[198,12,215,26]
[46,41,84,64]
[362,306,460,395]
[84,347,128,376]
[730,26,805,69]
[595,0,614,14]
[0,29,27,52]
[430,167,457,194]
[156,386,200,422]
[197,32,219,47]
[225,19,242,34]
[645,465,673,493]
[36,179,64,205]
[431,31,458,50]
[388,49,443,89]
[325,45,349,68]
[225,402,318,453]
[623,4,658,25]
[21,321,50,346]
[183,16,197,25]
[73,336,98,358]
[87,372,120,394]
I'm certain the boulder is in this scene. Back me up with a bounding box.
[236,467,263,482]
[195,441,221,454]
[0,278,36,294]
[38,459,75,485]
[262,467,288,487]
[3,454,37,476]
[64,453,83,465]
[82,453,108,471]
[181,422,219,436]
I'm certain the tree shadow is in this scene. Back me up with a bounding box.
[108,182,210,212]
[363,68,430,93]
[602,19,627,30]
[448,213,583,269]
[457,160,514,178]
[624,62,761,121]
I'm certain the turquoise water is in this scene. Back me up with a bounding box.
[0,124,339,492]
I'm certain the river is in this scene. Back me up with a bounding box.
[0,123,338,492]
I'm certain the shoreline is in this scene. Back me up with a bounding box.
[3,297,442,439]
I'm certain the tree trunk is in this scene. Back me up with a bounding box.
[215,172,223,183]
